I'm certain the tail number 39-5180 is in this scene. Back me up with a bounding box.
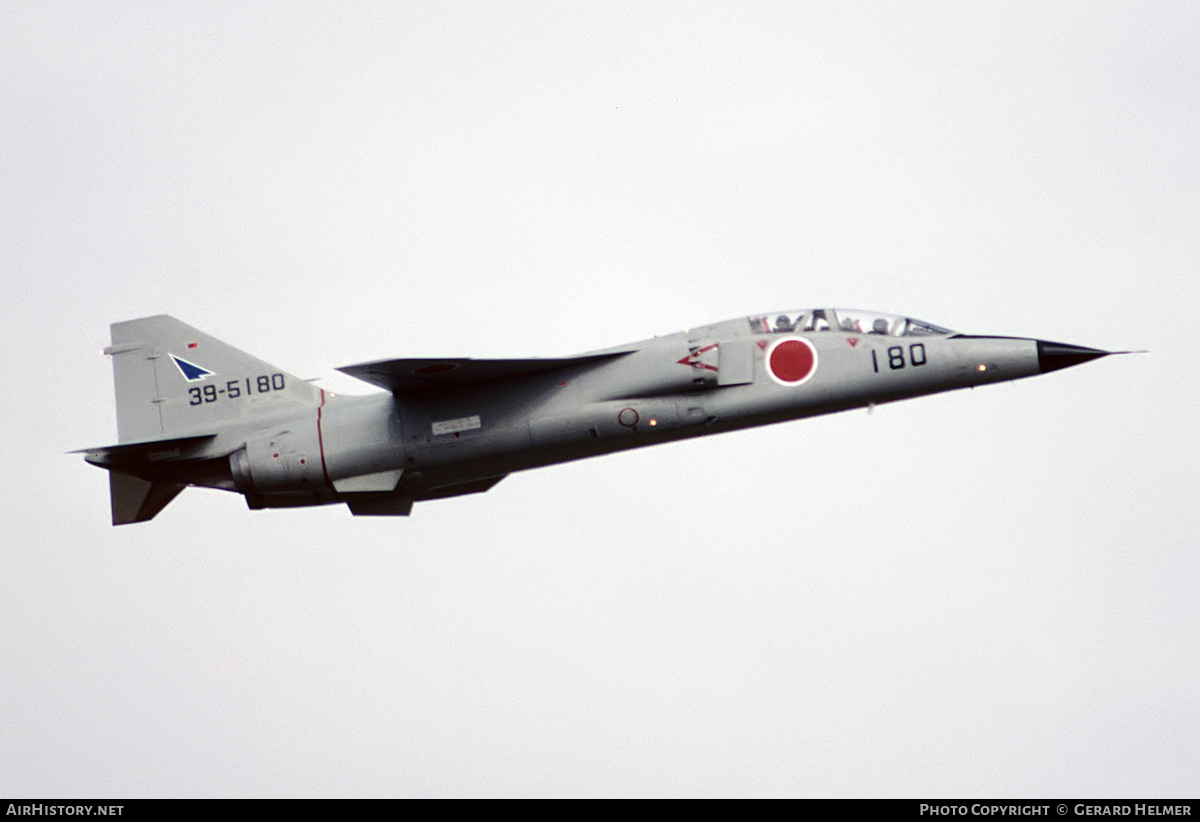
[188,374,286,405]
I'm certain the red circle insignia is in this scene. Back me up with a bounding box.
[765,337,818,386]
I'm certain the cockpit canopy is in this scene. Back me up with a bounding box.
[748,309,952,337]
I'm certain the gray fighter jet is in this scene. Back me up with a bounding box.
[77,310,1115,524]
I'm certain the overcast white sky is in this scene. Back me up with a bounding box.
[2,1,1198,798]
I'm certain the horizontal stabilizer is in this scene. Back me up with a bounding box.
[110,472,186,525]
[337,352,631,394]
[75,434,219,469]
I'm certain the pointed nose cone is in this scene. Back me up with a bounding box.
[1037,340,1111,374]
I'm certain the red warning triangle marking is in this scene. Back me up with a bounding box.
[678,343,721,372]
[847,337,859,347]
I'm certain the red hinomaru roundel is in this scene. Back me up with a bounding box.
[765,337,818,386]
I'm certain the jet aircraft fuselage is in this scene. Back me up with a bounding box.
[78,309,1114,524]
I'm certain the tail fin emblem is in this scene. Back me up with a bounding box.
[170,354,215,382]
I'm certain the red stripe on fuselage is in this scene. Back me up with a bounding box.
[317,389,333,489]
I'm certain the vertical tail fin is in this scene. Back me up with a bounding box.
[106,315,322,442]
[90,315,323,524]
